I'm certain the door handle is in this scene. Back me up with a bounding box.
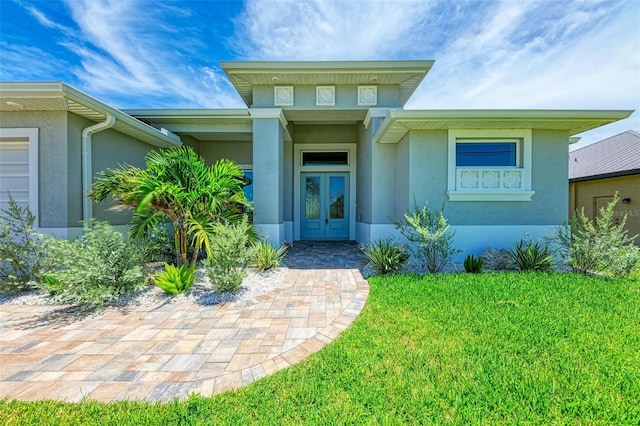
[325,208,329,225]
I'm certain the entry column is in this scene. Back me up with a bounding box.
[250,108,287,246]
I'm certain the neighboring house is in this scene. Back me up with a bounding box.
[0,61,633,256]
[569,130,640,243]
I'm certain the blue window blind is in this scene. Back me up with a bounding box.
[456,142,516,167]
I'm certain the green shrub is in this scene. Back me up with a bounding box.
[0,191,47,292]
[203,217,256,292]
[463,254,483,273]
[364,239,409,275]
[41,222,144,307]
[253,241,288,271]
[154,263,196,294]
[137,220,175,263]
[557,194,639,276]
[394,199,461,273]
[510,240,555,272]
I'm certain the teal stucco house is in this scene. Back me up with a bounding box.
[0,60,633,255]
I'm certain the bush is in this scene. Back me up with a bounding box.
[394,199,461,273]
[0,191,47,292]
[253,241,288,271]
[557,194,639,276]
[137,220,175,263]
[203,217,256,292]
[41,222,144,307]
[364,239,409,275]
[154,263,196,294]
[510,240,555,272]
[463,254,483,273]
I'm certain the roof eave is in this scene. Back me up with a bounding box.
[374,110,635,143]
[0,82,181,148]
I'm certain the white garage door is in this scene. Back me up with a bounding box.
[0,128,38,224]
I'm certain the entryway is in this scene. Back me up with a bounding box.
[300,172,349,240]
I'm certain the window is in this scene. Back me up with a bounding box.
[447,130,534,202]
[302,151,349,166]
[242,169,253,202]
[456,142,517,167]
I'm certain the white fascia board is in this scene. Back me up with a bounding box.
[124,108,250,118]
[387,109,634,121]
[363,108,396,129]
[220,60,435,72]
[60,84,181,147]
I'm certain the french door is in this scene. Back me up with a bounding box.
[300,172,349,240]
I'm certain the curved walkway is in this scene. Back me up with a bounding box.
[0,242,369,402]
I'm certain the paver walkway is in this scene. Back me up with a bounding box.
[0,241,368,402]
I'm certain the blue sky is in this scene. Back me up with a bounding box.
[1,0,638,148]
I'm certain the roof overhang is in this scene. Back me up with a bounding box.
[374,109,635,144]
[125,109,253,138]
[0,82,181,148]
[220,60,434,108]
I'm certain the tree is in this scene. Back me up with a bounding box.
[90,146,250,266]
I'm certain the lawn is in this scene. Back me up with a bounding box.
[2,272,639,425]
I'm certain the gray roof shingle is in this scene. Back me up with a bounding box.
[569,130,640,180]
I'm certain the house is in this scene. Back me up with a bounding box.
[0,60,633,255]
[569,130,640,242]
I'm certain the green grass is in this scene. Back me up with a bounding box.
[3,272,640,425]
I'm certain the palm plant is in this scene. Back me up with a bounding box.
[90,146,250,266]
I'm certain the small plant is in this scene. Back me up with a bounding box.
[463,254,483,273]
[253,241,288,271]
[154,263,196,294]
[203,217,256,292]
[364,239,409,275]
[42,222,144,307]
[137,220,175,263]
[394,199,461,273]
[0,191,47,292]
[510,240,554,272]
[557,193,639,276]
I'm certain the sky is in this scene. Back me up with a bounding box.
[0,0,638,149]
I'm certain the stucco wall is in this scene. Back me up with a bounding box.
[570,175,640,243]
[199,141,252,165]
[292,124,357,144]
[68,114,156,226]
[356,121,373,223]
[404,129,569,226]
[253,85,400,108]
[0,110,68,228]
[395,133,410,220]
[253,118,283,224]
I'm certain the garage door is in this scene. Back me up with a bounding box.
[0,128,38,223]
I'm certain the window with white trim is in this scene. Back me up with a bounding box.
[447,129,535,202]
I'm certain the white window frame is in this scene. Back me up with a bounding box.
[0,128,39,227]
[447,129,534,202]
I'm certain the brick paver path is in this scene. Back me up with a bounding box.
[0,242,369,402]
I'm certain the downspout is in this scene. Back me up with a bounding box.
[82,115,116,227]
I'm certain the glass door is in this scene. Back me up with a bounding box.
[301,172,349,240]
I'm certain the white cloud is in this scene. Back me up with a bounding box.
[0,42,70,81]
[232,0,638,145]
[232,0,437,60]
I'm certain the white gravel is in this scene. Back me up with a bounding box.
[0,266,290,309]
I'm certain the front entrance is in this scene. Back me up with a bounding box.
[301,172,349,240]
